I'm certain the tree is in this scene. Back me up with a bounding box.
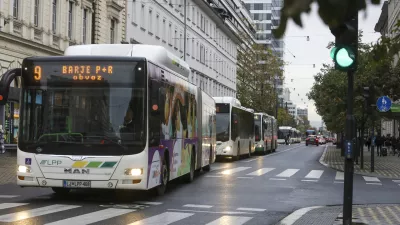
[272,0,381,39]
[277,108,295,127]
[237,42,284,115]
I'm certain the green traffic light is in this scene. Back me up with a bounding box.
[336,48,354,67]
[330,47,337,59]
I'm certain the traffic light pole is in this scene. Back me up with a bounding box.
[343,69,355,225]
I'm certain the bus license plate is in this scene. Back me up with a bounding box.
[63,180,91,188]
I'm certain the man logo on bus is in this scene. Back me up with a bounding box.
[64,168,90,174]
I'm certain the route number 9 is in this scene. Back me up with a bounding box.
[34,66,41,80]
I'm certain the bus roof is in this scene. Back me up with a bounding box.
[279,126,292,130]
[254,112,276,120]
[213,97,241,107]
[64,44,191,79]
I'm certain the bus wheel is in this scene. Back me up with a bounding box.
[155,157,169,196]
[233,144,240,161]
[52,187,70,195]
[203,147,212,172]
[184,149,196,183]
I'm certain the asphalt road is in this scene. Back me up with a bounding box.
[1,143,400,225]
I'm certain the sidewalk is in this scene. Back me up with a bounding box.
[277,204,400,225]
[321,145,400,179]
[0,151,16,185]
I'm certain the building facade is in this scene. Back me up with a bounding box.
[0,0,125,147]
[242,0,284,103]
[126,0,255,97]
[296,107,308,119]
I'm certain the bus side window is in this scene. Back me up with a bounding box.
[231,113,239,140]
[149,80,162,147]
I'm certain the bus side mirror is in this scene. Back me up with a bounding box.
[0,68,22,105]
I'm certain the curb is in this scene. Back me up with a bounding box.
[319,145,329,167]
[276,206,324,225]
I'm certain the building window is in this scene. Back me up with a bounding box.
[192,7,195,22]
[168,23,172,44]
[82,8,88,44]
[200,44,204,64]
[52,0,57,33]
[13,0,19,19]
[68,1,73,39]
[148,9,153,33]
[110,19,116,43]
[155,14,159,36]
[180,33,183,51]
[162,18,166,40]
[141,5,145,28]
[34,0,40,27]
[174,30,178,48]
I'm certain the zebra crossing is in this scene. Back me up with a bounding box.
[0,200,267,225]
[207,166,398,185]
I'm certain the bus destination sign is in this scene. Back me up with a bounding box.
[33,65,114,81]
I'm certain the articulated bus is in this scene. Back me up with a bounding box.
[254,113,278,154]
[214,97,255,160]
[278,126,293,144]
[0,44,216,195]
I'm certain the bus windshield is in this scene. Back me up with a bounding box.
[254,116,261,141]
[278,129,291,139]
[18,59,147,156]
[216,113,230,142]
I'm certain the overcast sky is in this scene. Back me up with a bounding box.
[283,2,384,128]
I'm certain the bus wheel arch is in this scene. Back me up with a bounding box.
[155,149,170,196]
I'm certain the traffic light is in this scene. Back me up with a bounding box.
[329,4,358,71]
[362,86,375,114]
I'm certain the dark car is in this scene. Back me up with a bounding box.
[306,135,319,146]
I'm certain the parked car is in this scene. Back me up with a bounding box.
[306,135,319,146]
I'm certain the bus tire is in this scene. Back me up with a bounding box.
[233,143,240,161]
[184,148,196,183]
[203,146,212,172]
[52,187,70,195]
[155,153,169,196]
[248,143,251,158]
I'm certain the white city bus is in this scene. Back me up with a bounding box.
[278,126,293,144]
[291,128,301,143]
[0,44,216,195]
[254,113,278,154]
[214,97,255,160]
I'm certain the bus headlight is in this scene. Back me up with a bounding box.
[18,165,31,173]
[224,146,231,151]
[124,168,143,176]
[257,144,263,148]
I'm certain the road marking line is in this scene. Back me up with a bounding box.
[168,209,254,215]
[183,204,213,209]
[244,146,302,162]
[236,207,266,212]
[276,169,299,178]
[210,166,228,172]
[393,180,400,183]
[0,203,28,210]
[278,206,323,225]
[335,172,344,180]
[357,208,369,224]
[205,215,253,225]
[269,178,286,181]
[0,195,19,198]
[0,204,80,222]
[334,181,344,184]
[128,212,194,225]
[304,170,324,179]
[366,182,382,185]
[219,167,252,175]
[134,201,163,205]
[246,168,275,176]
[363,176,380,182]
[206,175,222,178]
[301,179,318,182]
[45,208,135,225]
[237,177,253,179]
